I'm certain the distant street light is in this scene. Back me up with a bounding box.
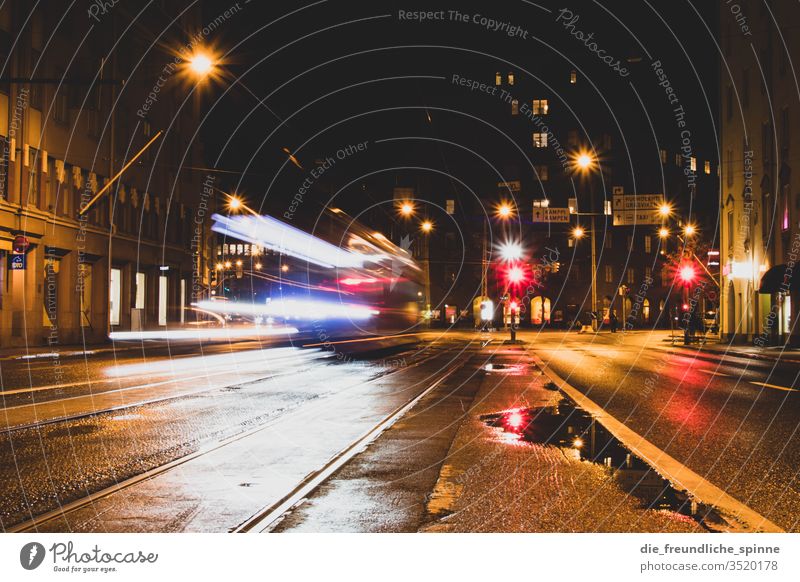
[420,220,434,233]
[659,203,672,217]
[498,241,523,261]
[399,202,415,217]
[495,202,514,220]
[189,52,214,77]
[572,226,585,239]
[227,194,244,212]
[659,227,670,238]
[684,224,697,237]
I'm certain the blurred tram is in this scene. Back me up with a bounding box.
[203,207,424,336]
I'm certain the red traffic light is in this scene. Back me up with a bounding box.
[678,264,696,284]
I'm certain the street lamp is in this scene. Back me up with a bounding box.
[495,201,515,220]
[659,227,670,238]
[498,241,523,261]
[659,203,672,218]
[189,52,214,76]
[420,220,434,233]
[399,201,415,217]
[227,194,244,212]
[572,150,599,329]
[684,224,697,237]
[572,226,585,239]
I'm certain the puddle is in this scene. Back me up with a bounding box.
[480,401,727,531]
[483,363,527,375]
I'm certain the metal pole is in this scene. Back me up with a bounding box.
[591,213,597,330]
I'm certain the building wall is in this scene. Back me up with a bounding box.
[719,0,800,345]
[0,2,205,347]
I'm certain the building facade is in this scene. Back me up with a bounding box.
[0,2,207,347]
[719,1,800,345]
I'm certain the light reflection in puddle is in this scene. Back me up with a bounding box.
[480,402,727,530]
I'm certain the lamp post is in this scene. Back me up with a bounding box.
[572,151,600,330]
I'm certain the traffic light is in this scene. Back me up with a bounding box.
[678,263,696,285]
[551,261,560,273]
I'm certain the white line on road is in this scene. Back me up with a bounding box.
[750,381,796,392]
[697,369,730,377]
[531,353,784,533]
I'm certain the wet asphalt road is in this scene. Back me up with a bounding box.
[532,330,800,531]
[3,329,800,532]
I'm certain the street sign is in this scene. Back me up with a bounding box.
[532,206,570,223]
[612,194,665,225]
[10,253,25,270]
[497,180,521,192]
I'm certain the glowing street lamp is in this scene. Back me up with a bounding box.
[495,202,514,220]
[572,226,585,239]
[659,227,670,239]
[498,241,523,261]
[659,203,672,217]
[189,53,214,76]
[683,224,697,237]
[399,201,415,217]
[420,220,434,233]
[227,194,244,212]
[572,150,596,173]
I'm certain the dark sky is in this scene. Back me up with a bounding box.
[198,0,720,224]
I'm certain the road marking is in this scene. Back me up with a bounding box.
[530,353,784,533]
[698,369,730,377]
[750,381,796,392]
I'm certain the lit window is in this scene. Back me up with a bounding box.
[570,70,577,84]
[446,199,455,215]
[627,268,635,284]
[568,130,579,147]
[507,73,514,85]
[532,99,548,115]
[675,153,682,166]
[605,265,613,283]
[533,132,548,148]
[535,165,548,181]
[660,149,667,163]
[511,99,519,115]
[495,72,502,86]
[645,266,652,280]
[704,160,711,174]
[690,157,697,172]
[644,236,651,253]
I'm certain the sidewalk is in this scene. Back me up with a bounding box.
[420,343,702,533]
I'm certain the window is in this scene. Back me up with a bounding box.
[627,268,635,284]
[532,99,548,115]
[446,199,455,214]
[158,275,168,326]
[690,157,697,172]
[660,149,667,164]
[645,266,652,281]
[675,153,682,167]
[781,107,790,152]
[604,265,613,283]
[511,99,518,115]
[727,149,734,186]
[571,265,580,281]
[495,72,501,86]
[53,92,68,124]
[742,69,749,108]
[568,130,579,147]
[704,160,711,174]
[533,132,547,148]
[604,236,612,249]
[726,85,733,121]
[535,165,548,181]
[644,236,651,253]
[570,70,577,84]
[110,268,122,326]
[507,73,514,85]
[135,272,146,309]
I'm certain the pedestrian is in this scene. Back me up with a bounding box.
[610,310,618,333]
